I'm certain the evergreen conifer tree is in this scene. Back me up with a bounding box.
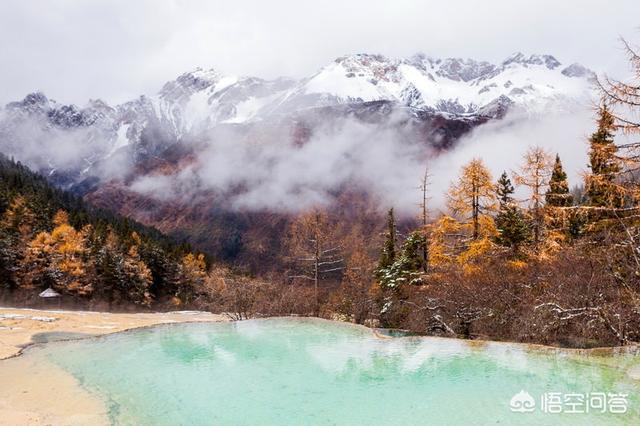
[378,231,426,289]
[377,208,397,274]
[495,172,530,252]
[546,155,573,207]
[585,105,624,208]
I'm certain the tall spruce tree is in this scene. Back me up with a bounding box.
[585,105,624,208]
[495,172,530,252]
[546,155,573,207]
[378,230,426,289]
[496,171,515,205]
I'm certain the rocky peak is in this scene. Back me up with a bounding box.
[4,92,90,128]
[502,52,561,69]
[159,68,226,103]
[47,104,87,127]
[0,51,597,190]
[87,98,113,111]
[435,57,497,82]
[334,53,400,82]
[561,63,594,78]
[335,53,394,67]
[6,91,52,113]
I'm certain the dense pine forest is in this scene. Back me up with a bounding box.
[2,43,640,348]
[0,154,209,308]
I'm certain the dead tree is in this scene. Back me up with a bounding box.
[418,164,432,272]
[286,211,344,316]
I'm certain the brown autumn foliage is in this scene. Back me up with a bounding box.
[198,267,318,320]
[150,39,640,347]
[3,39,640,350]
[394,240,639,347]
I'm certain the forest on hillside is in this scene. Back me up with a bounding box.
[0,154,209,308]
[211,40,640,348]
[1,42,639,348]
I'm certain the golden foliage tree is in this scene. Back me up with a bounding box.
[515,146,553,248]
[122,239,153,306]
[428,213,497,273]
[598,38,640,207]
[598,38,640,137]
[596,38,640,279]
[23,210,93,296]
[178,253,208,304]
[584,105,625,209]
[1,196,36,235]
[1,196,37,288]
[447,158,496,240]
[459,215,497,274]
[428,215,463,267]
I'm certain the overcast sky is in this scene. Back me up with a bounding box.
[0,0,638,106]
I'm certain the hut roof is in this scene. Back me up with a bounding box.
[39,287,61,298]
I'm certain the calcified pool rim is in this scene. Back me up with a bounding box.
[5,317,640,426]
[7,316,640,383]
[11,315,640,356]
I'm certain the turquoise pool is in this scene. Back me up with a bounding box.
[23,318,640,425]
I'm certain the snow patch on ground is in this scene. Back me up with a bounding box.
[0,314,58,322]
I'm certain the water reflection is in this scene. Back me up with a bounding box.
[31,318,639,426]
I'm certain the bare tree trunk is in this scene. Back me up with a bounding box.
[314,213,320,316]
[420,166,430,272]
[472,182,479,240]
[533,170,541,248]
[287,210,344,317]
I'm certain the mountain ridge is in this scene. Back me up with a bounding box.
[0,52,595,190]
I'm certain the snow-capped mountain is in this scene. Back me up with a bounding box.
[0,52,595,187]
[274,52,594,116]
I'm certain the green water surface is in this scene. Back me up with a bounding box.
[24,317,640,425]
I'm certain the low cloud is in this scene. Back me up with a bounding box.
[0,113,133,184]
[1,117,96,171]
[130,111,432,212]
[128,106,597,216]
[427,107,594,213]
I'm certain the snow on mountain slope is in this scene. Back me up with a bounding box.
[0,52,596,187]
[275,52,594,116]
[147,70,296,134]
[197,76,295,125]
[305,54,402,101]
[0,92,119,178]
